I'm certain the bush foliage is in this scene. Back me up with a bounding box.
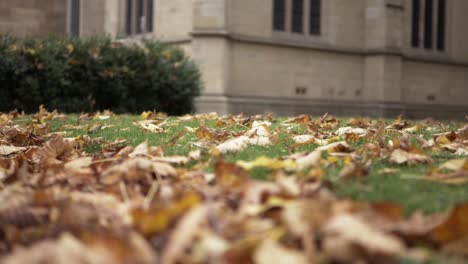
[0,35,202,114]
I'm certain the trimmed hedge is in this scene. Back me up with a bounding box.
[0,35,202,114]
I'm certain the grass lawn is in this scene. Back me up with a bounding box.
[41,113,468,214]
[3,111,468,263]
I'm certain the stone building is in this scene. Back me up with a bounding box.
[1,0,467,118]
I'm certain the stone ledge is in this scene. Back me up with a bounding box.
[190,30,468,66]
[196,95,467,120]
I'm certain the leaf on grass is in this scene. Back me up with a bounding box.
[457,125,468,140]
[377,168,401,175]
[439,159,468,171]
[213,136,250,154]
[316,141,353,153]
[425,170,468,185]
[335,126,368,137]
[389,149,432,165]
[292,135,330,145]
[215,160,250,189]
[134,120,165,133]
[195,126,232,141]
[152,156,190,165]
[424,159,468,184]
[237,156,296,171]
[338,162,369,180]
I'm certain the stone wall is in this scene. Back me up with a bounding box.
[229,41,364,100]
[0,0,67,37]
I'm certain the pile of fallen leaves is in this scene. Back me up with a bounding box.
[0,109,468,264]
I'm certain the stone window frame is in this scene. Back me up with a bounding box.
[124,0,154,37]
[66,0,81,37]
[410,0,448,53]
[272,0,327,44]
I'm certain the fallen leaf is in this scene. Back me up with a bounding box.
[254,238,309,264]
[0,145,27,156]
[389,149,432,165]
[237,156,296,171]
[161,205,208,264]
[430,204,468,245]
[213,136,250,154]
[322,214,405,263]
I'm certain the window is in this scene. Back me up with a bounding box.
[273,0,321,36]
[292,0,304,33]
[125,0,154,36]
[411,0,446,51]
[273,0,286,31]
[436,0,445,50]
[424,0,433,49]
[67,0,80,37]
[309,0,321,35]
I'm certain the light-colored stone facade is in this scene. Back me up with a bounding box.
[1,0,467,118]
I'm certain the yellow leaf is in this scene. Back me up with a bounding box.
[66,43,74,54]
[141,111,151,120]
[237,156,296,171]
[436,135,452,145]
[163,50,172,59]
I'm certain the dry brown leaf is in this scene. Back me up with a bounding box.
[254,238,309,264]
[457,125,468,140]
[322,214,405,263]
[389,149,432,165]
[0,145,27,156]
[424,159,468,184]
[213,136,249,154]
[2,233,110,264]
[135,120,165,133]
[430,204,468,245]
[338,162,369,180]
[214,160,250,189]
[132,192,201,236]
[161,205,208,264]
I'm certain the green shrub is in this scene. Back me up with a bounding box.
[0,35,202,114]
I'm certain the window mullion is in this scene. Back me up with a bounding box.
[432,0,438,51]
[132,0,137,35]
[419,0,425,49]
[285,0,292,32]
[147,0,154,33]
[304,0,310,35]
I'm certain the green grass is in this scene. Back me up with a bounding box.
[37,115,468,215]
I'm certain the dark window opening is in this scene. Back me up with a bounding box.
[309,0,321,35]
[273,0,286,31]
[147,0,154,32]
[437,0,445,50]
[126,0,154,35]
[292,0,304,33]
[125,0,132,35]
[70,0,80,36]
[411,0,420,47]
[136,0,144,33]
[424,0,433,49]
